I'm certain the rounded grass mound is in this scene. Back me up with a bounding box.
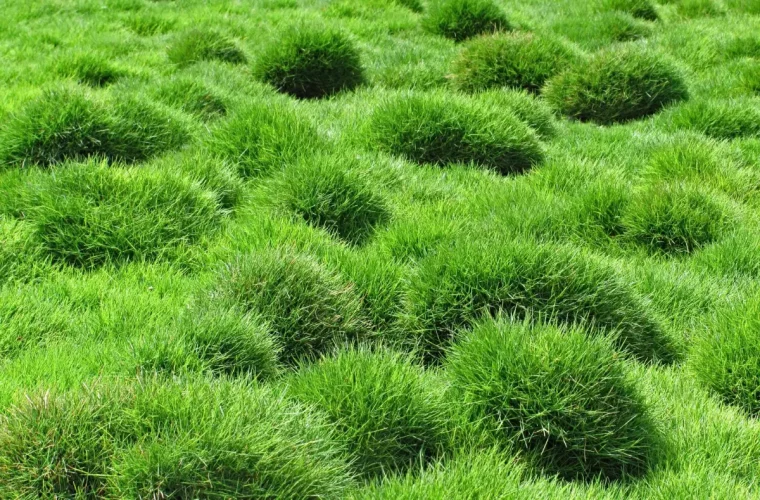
[474,89,558,138]
[665,99,760,139]
[451,32,577,93]
[57,53,123,87]
[0,87,188,168]
[132,307,280,378]
[253,26,365,99]
[269,153,391,245]
[544,45,688,124]
[154,77,227,120]
[369,91,544,175]
[448,320,653,480]
[213,249,367,365]
[407,238,673,364]
[207,99,320,178]
[621,182,733,255]
[423,0,510,42]
[167,28,246,66]
[0,379,353,498]
[28,161,222,269]
[692,292,760,418]
[287,347,451,479]
[601,0,659,20]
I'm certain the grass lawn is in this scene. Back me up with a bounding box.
[1,0,760,497]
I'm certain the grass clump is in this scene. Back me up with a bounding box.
[253,26,365,99]
[451,32,576,93]
[448,320,653,480]
[154,77,227,120]
[665,99,760,139]
[212,249,367,365]
[423,0,510,42]
[601,0,659,20]
[0,87,188,168]
[0,219,43,286]
[407,238,673,363]
[369,91,544,175]
[0,379,354,498]
[474,88,558,138]
[207,99,320,178]
[27,161,221,268]
[692,293,760,418]
[167,28,246,66]
[621,182,733,255]
[551,12,652,49]
[544,45,689,124]
[56,53,123,87]
[268,153,390,245]
[132,307,281,379]
[287,347,452,479]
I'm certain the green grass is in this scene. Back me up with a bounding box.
[2,0,760,497]
[368,90,545,174]
[544,43,689,123]
[448,319,654,480]
[253,25,365,99]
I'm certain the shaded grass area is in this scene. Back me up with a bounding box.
[1,0,760,497]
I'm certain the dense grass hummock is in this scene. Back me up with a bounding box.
[167,28,246,66]
[423,0,510,42]
[621,182,733,255]
[0,87,188,168]
[212,250,367,365]
[448,320,654,480]
[207,98,319,178]
[0,378,354,498]
[369,91,544,174]
[254,26,365,99]
[692,293,760,417]
[451,32,577,93]
[600,0,659,20]
[544,44,689,124]
[268,152,391,245]
[665,99,760,139]
[56,53,123,87]
[26,162,222,268]
[287,347,452,478]
[407,238,674,363]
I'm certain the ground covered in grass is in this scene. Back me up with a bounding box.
[1,0,760,497]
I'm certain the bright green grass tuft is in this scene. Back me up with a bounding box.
[621,182,733,255]
[154,77,227,120]
[131,306,281,379]
[601,0,659,20]
[550,11,652,50]
[544,44,689,124]
[368,91,544,175]
[253,25,365,99]
[691,292,760,417]
[212,249,368,365]
[407,238,674,363]
[448,319,654,480]
[206,98,320,178]
[423,0,510,42]
[166,28,246,66]
[451,32,577,93]
[26,161,222,269]
[0,378,354,498]
[0,87,188,168]
[56,53,124,87]
[665,98,760,139]
[267,152,391,245]
[287,346,453,479]
[473,88,558,138]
